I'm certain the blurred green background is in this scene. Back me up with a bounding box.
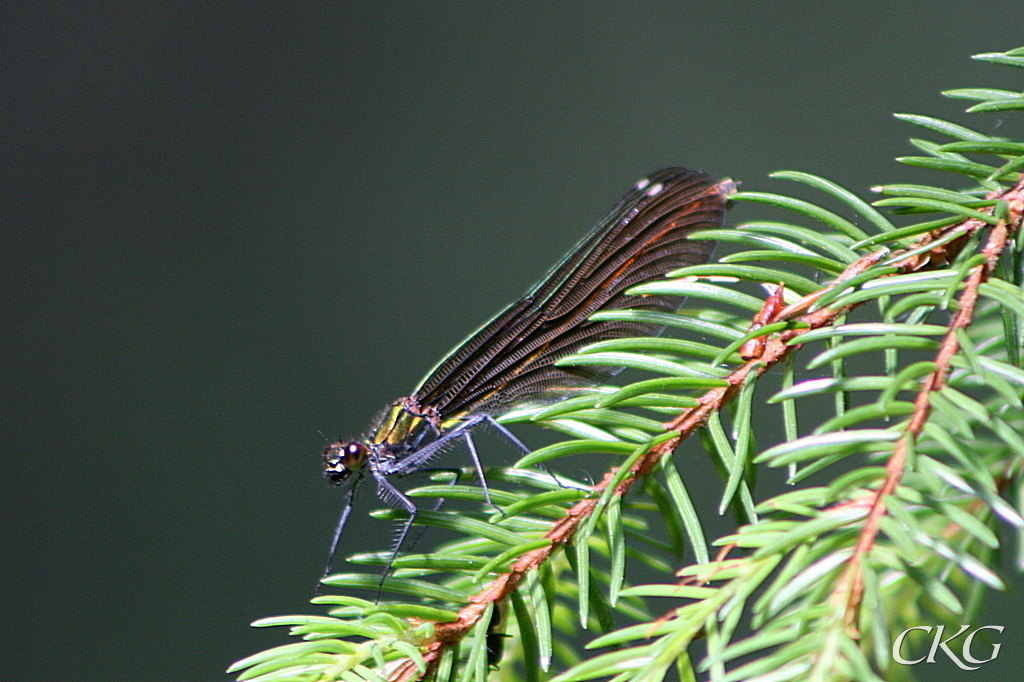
[3,3,1024,680]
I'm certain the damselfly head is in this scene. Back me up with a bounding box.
[323,441,370,484]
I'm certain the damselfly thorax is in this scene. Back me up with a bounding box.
[323,397,484,485]
[323,399,444,483]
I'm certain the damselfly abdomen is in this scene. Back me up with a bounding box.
[322,167,733,580]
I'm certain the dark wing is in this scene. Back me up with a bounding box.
[412,168,731,420]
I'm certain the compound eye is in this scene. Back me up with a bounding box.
[343,442,369,468]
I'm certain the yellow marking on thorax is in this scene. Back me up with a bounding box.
[439,415,465,431]
[372,403,427,448]
[371,400,478,450]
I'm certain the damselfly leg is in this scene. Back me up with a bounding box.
[320,415,531,595]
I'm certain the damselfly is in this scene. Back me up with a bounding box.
[322,167,732,581]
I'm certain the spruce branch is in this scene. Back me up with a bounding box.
[391,178,1024,681]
